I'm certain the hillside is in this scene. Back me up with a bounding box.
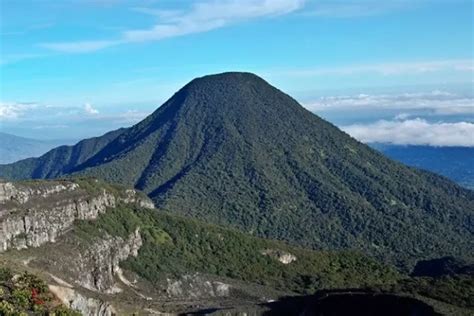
[0,178,397,314]
[1,72,473,269]
[371,144,474,190]
[0,132,75,164]
[1,179,471,315]
[0,266,80,315]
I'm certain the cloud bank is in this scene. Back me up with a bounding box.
[0,102,39,120]
[305,90,474,115]
[270,59,473,78]
[0,100,148,127]
[343,118,474,147]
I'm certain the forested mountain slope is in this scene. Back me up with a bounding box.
[1,72,473,269]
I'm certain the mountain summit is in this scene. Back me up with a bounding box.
[1,72,473,268]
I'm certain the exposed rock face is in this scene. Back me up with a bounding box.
[0,179,154,314]
[0,181,79,203]
[261,249,297,264]
[49,284,116,316]
[123,188,155,209]
[0,179,153,252]
[166,274,230,298]
[76,229,143,293]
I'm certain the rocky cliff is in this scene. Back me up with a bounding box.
[0,179,153,252]
[48,284,117,316]
[76,229,143,293]
[0,179,155,315]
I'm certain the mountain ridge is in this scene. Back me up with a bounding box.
[0,132,76,164]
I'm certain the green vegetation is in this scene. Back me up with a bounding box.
[74,203,474,311]
[75,204,399,294]
[0,267,80,316]
[2,72,473,269]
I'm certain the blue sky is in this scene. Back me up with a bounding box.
[0,0,473,145]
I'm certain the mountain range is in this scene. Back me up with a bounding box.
[0,72,473,270]
[0,132,75,164]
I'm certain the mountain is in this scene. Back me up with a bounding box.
[1,179,471,315]
[1,72,473,269]
[371,144,474,190]
[0,132,76,164]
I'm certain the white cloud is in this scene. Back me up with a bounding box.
[84,109,149,124]
[268,59,474,77]
[1,101,103,121]
[1,98,153,140]
[394,112,411,120]
[343,118,474,147]
[0,103,21,120]
[0,102,38,120]
[84,103,100,115]
[39,0,305,53]
[305,90,474,115]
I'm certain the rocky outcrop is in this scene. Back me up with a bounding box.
[49,284,116,316]
[75,229,143,293]
[122,188,155,209]
[0,181,79,203]
[261,249,297,264]
[166,274,230,298]
[0,179,153,253]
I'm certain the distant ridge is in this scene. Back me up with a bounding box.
[0,132,75,164]
[371,143,474,190]
[1,72,473,269]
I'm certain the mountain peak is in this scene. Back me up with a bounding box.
[179,71,276,98]
[148,70,302,127]
[178,71,281,105]
[190,71,266,85]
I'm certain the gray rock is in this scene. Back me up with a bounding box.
[75,229,143,292]
[0,180,153,252]
[49,284,116,316]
